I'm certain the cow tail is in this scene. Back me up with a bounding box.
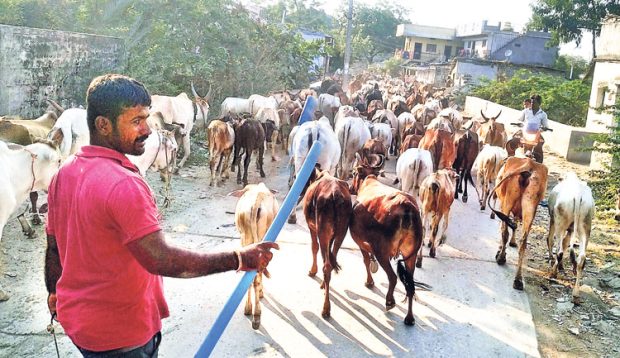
[434,140,442,171]
[430,182,440,212]
[396,205,420,297]
[327,193,341,272]
[340,121,350,176]
[487,170,530,231]
[569,196,583,268]
[250,192,265,243]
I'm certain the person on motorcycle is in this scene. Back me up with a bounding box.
[516,94,548,155]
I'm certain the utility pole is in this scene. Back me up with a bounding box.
[342,0,353,92]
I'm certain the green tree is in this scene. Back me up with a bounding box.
[553,54,590,79]
[260,0,335,33]
[469,69,591,126]
[589,105,620,212]
[528,0,620,58]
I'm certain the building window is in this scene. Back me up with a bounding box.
[482,40,487,47]
[426,44,437,53]
[598,87,608,108]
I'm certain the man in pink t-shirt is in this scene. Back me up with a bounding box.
[44,74,279,357]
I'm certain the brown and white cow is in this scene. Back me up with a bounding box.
[489,157,548,291]
[400,134,423,154]
[477,110,506,148]
[207,119,235,186]
[303,167,353,319]
[418,169,458,266]
[349,154,424,326]
[546,172,594,303]
[229,183,279,329]
[419,129,456,171]
[472,145,508,217]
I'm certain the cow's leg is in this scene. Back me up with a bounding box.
[429,214,441,258]
[415,237,424,268]
[244,287,252,316]
[30,192,41,225]
[551,227,571,278]
[321,243,333,318]
[177,134,191,170]
[361,250,375,288]
[439,213,450,245]
[509,226,518,247]
[242,150,251,186]
[402,256,416,326]
[252,274,262,329]
[377,253,397,311]
[546,214,556,264]
[222,149,232,180]
[514,212,536,291]
[308,227,319,277]
[462,170,471,203]
[496,221,509,265]
[209,154,216,186]
[258,146,266,178]
[572,236,587,303]
[271,130,278,161]
[454,175,461,200]
[215,152,225,185]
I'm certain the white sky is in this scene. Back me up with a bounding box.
[318,0,594,59]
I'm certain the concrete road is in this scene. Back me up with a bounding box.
[31,155,539,357]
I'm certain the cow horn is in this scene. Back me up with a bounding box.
[46,99,65,114]
[205,83,212,101]
[190,81,200,99]
[493,110,502,120]
[368,154,385,169]
[480,110,490,123]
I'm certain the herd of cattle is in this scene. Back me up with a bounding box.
[0,74,617,329]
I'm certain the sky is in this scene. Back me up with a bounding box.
[316,0,594,59]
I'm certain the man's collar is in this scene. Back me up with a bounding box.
[77,145,140,173]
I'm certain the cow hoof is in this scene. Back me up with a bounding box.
[287,216,296,224]
[209,182,214,187]
[32,215,42,226]
[429,248,436,258]
[365,281,374,289]
[252,318,260,330]
[322,311,331,319]
[415,258,422,268]
[427,241,431,248]
[237,179,242,185]
[495,251,506,265]
[572,295,582,305]
[386,300,396,311]
[509,241,518,248]
[490,212,496,219]
[513,279,524,291]
[244,307,252,316]
[462,196,468,203]
[404,315,415,326]
[370,260,378,273]
[308,270,317,277]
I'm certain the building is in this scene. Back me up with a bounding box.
[298,28,334,75]
[396,20,557,67]
[395,24,463,64]
[586,15,620,133]
[450,58,564,89]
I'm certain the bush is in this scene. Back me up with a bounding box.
[589,105,620,212]
[469,69,591,127]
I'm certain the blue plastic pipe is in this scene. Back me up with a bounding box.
[195,140,323,357]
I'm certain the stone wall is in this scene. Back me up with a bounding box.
[465,96,598,165]
[0,24,125,118]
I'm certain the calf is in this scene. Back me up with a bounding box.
[303,168,353,319]
[206,119,235,186]
[255,107,281,161]
[232,119,266,186]
[396,148,433,201]
[546,172,594,303]
[419,129,456,171]
[349,153,424,326]
[229,183,279,329]
[452,129,479,203]
[400,134,423,153]
[418,169,458,265]
[472,145,507,217]
[490,157,548,291]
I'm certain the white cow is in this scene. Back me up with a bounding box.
[220,97,250,116]
[334,105,358,129]
[335,116,371,180]
[472,145,508,216]
[229,182,279,330]
[547,172,595,303]
[47,108,89,160]
[318,93,341,127]
[126,129,178,179]
[150,83,211,169]
[367,122,392,158]
[288,120,341,224]
[255,107,281,161]
[396,148,433,201]
[248,94,279,116]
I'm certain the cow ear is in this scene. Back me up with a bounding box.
[269,189,279,194]
[227,189,247,197]
[49,128,64,148]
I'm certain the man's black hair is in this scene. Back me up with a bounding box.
[86,74,151,135]
[530,94,542,105]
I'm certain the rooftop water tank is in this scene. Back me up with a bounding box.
[500,22,514,32]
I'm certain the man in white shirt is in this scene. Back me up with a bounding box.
[516,94,549,134]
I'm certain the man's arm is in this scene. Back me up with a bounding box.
[126,230,279,278]
[541,112,549,129]
[516,109,526,123]
[45,234,62,315]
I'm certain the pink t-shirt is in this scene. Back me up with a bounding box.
[46,145,169,352]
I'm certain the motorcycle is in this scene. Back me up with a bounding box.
[505,122,553,163]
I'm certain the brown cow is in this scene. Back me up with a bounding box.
[207,119,235,186]
[418,169,458,266]
[349,154,424,326]
[303,167,353,319]
[419,129,456,171]
[400,134,423,153]
[477,110,506,148]
[231,118,266,186]
[452,129,479,203]
[361,138,388,163]
[366,99,384,121]
[489,157,548,291]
